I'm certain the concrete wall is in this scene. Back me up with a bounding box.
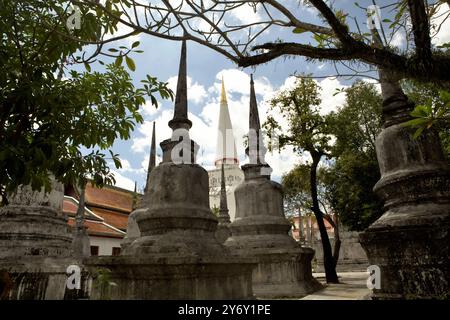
[89,236,122,256]
[310,230,369,272]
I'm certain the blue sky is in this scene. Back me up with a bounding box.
[78,1,449,191]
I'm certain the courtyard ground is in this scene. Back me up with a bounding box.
[300,272,372,300]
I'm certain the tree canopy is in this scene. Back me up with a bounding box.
[279,80,384,231]
[402,80,450,157]
[76,0,450,84]
[265,76,339,283]
[0,0,172,201]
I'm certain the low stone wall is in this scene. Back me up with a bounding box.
[0,257,90,300]
[84,256,255,300]
[310,231,369,273]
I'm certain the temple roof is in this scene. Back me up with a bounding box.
[64,182,140,237]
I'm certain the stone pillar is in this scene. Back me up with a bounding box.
[72,186,90,258]
[224,74,322,298]
[359,69,450,299]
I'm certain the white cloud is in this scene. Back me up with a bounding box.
[390,31,405,48]
[110,170,136,191]
[362,78,381,93]
[141,99,160,117]
[229,3,262,24]
[116,157,145,174]
[167,76,207,104]
[316,78,348,115]
[130,70,353,183]
[431,3,450,46]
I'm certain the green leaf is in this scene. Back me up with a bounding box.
[131,41,140,48]
[125,56,136,71]
[412,127,425,139]
[403,118,428,127]
[115,55,123,67]
[293,27,307,34]
[84,62,91,72]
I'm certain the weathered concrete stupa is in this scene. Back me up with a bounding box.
[0,178,86,299]
[86,40,255,300]
[359,67,450,299]
[215,163,232,243]
[224,75,322,298]
[121,121,157,250]
[0,179,72,258]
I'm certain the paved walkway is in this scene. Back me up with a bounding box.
[301,272,372,300]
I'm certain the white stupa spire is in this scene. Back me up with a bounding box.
[215,76,238,168]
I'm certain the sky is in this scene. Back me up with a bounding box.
[79,1,450,191]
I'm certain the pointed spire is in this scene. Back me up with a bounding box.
[149,121,156,170]
[145,122,156,193]
[132,181,138,210]
[215,75,238,167]
[246,74,267,165]
[220,76,227,104]
[249,74,261,132]
[168,39,192,131]
[218,163,230,223]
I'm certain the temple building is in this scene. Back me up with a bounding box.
[208,78,244,221]
[63,182,140,256]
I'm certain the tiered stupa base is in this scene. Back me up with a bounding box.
[226,233,322,298]
[86,256,254,300]
[86,162,256,300]
[226,167,323,298]
[0,205,72,258]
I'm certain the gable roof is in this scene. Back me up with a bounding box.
[67,218,125,238]
[64,181,143,234]
[63,196,103,222]
[63,196,127,239]
[84,182,136,213]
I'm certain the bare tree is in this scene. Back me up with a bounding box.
[72,0,450,83]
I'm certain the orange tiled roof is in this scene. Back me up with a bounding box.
[68,218,124,239]
[63,197,102,221]
[64,182,140,236]
[84,183,135,213]
[63,200,78,215]
[90,207,129,231]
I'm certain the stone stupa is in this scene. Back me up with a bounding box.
[0,178,80,299]
[224,74,322,298]
[214,163,231,243]
[86,40,255,300]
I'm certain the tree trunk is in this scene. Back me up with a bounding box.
[323,213,342,268]
[310,151,339,283]
[332,214,341,268]
[298,207,305,243]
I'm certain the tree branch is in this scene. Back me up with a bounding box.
[407,0,432,65]
[308,0,354,46]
